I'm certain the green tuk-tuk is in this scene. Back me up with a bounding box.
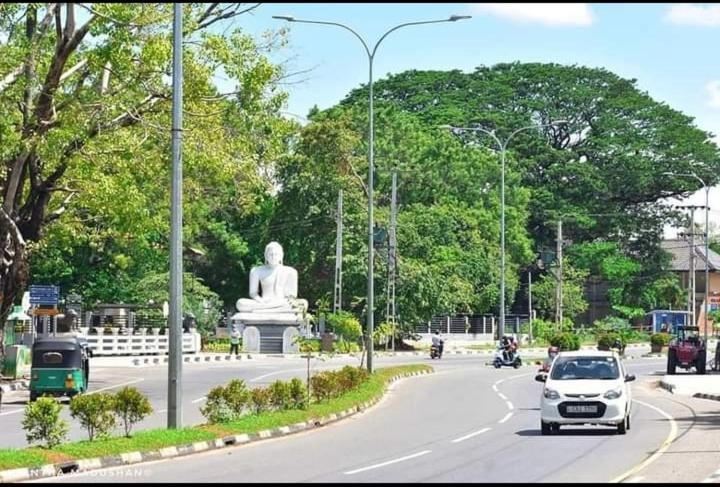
[29,336,89,402]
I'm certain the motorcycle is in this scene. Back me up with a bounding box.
[493,345,522,369]
[430,340,444,359]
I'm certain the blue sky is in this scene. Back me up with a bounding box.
[237,3,720,235]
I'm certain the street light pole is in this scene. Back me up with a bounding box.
[440,121,567,340]
[663,172,710,345]
[168,2,183,429]
[274,14,471,373]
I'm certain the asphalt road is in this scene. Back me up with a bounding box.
[22,354,720,483]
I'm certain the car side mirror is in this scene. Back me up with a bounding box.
[534,374,547,382]
[625,374,636,382]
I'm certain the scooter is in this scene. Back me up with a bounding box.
[430,341,444,359]
[493,346,522,369]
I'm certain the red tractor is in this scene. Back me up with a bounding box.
[667,325,706,375]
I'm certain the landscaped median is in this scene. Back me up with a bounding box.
[0,364,432,482]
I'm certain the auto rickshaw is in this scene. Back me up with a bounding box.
[29,336,89,401]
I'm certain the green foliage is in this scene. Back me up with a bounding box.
[69,393,117,441]
[373,322,395,348]
[650,332,672,346]
[597,332,624,350]
[202,337,233,353]
[113,387,153,438]
[268,380,292,411]
[549,332,581,351]
[309,372,339,403]
[201,386,235,424]
[250,388,271,415]
[333,338,360,353]
[288,378,308,410]
[326,311,362,342]
[223,380,251,416]
[21,397,69,448]
[532,266,589,321]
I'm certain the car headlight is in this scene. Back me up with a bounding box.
[603,388,623,399]
[543,388,560,400]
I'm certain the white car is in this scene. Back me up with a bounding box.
[536,350,635,435]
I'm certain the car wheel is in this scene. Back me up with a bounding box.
[541,421,551,436]
[617,419,627,435]
[626,414,631,431]
[551,423,560,434]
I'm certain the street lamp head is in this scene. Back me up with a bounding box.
[438,124,455,130]
[272,15,296,22]
[448,15,472,22]
[550,119,568,125]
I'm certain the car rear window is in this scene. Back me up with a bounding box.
[550,356,620,380]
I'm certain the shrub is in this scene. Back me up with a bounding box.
[310,372,339,402]
[597,332,623,350]
[523,318,572,343]
[326,311,362,342]
[338,366,368,391]
[651,332,672,346]
[268,380,292,410]
[549,332,581,351]
[113,387,153,437]
[224,379,250,416]
[250,387,271,414]
[21,397,69,448]
[201,385,235,424]
[373,322,394,348]
[334,338,360,353]
[288,378,308,410]
[69,393,117,441]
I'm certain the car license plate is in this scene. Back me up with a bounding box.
[567,405,597,413]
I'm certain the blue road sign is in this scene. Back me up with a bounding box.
[29,285,59,305]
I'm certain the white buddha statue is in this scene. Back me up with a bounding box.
[235,242,308,317]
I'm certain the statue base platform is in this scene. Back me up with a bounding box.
[229,314,309,354]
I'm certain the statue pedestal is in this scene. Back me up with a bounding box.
[230,312,309,354]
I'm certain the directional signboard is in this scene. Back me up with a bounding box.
[29,285,60,306]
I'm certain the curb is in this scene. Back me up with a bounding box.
[0,368,433,483]
[130,354,258,366]
[694,392,720,402]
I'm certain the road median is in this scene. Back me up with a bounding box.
[0,364,432,483]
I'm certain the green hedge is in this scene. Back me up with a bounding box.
[549,332,581,351]
[650,332,672,346]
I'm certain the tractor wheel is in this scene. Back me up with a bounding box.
[697,350,707,375]
[667,349,677,375]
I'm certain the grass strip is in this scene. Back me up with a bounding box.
[0,364,431,471]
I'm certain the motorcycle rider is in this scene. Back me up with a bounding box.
[431,330,445,359]
[501,335,516,362]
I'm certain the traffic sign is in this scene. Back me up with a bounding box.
[32,308,59,316]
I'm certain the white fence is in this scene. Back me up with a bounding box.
[81,329,201,356]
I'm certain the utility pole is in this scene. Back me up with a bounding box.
[528,270,533,342]
[386,171,398,351]
[333,190,343,313]
[167,2,183,429]
[555,219,563,330]
[678,205,707,327]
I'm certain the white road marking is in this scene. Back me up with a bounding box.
[344,450,432,475]
[506,401,514,410]
[497,392,507,400]
[626,476,644,483]
[498,412,513,423]
[701,468,720,483]
[609,399,678,483]
[249,368,306,383]
[451,427,491,443]
[494,379,505,385]
[0,407,24,416]
[88,378,145,395]
[492,384,498,392]
[157,409,167,414]
[191,397,206,404]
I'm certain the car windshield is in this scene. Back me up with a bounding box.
[550,356,620,380]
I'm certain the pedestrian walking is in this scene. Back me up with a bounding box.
[229,326,241,355]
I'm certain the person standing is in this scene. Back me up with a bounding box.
[229,326,241,355]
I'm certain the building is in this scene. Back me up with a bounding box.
[660,238,720,336]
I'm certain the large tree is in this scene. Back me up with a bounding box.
[0,4,292,338]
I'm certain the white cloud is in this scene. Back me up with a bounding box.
[469,3,594,27]
[665,4,720,27]
[707,81,720,109]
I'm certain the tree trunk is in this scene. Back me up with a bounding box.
[0,212,28,359]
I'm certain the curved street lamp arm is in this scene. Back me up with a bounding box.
[442,126,502,150]
[372,19,455,58]
[281,18,371,58]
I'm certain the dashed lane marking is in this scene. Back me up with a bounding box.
[451,427,491,443]
[344,450,432,475]
[498,412,513,424]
